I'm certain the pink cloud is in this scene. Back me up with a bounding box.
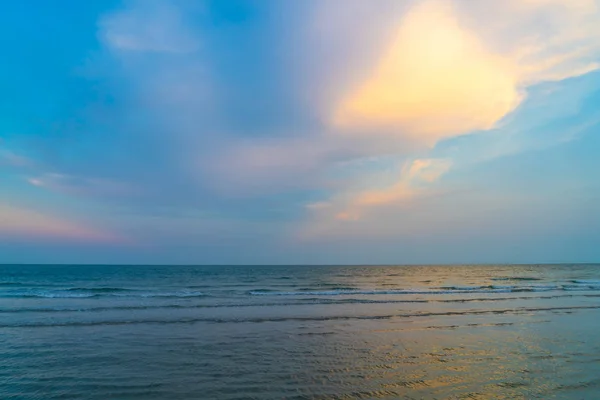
[0,203,124,244]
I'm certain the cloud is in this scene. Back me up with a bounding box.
[0,149,33,168]
[99,0,200,53]
[277,0,600,242]
[14,0,217,212]
[405,158,453,183]
[331,0,600,145]
[305,202,330,211]
[6,0,598,256]
[206,136,378,195]
[351,158,451,209]
[333,1,521,143]
[0,203,120,243]
[462,0,600,83]
[303,158,452,229]
[27,173,140,199]
[218,0,600,203]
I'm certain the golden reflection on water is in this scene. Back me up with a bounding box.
[279,266,596,398]
[294,309,594,399]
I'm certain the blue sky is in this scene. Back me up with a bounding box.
[1,0,600,264]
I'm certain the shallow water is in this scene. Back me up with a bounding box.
[1,264,599,399]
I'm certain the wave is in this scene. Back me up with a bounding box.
[570,279,600,285]
[249,282,600,296]
[0,282,28,287]
[0,290,206,299]
[492,277,542,281]
[563,286,600,292]
[65,287,135,292]
[1,293,594,314]
[3,282,600,300]
[143,291,207,298]
[301,286,360,291]
[249,286,557,296]
[2,305,599,329]
[440,285,486,290]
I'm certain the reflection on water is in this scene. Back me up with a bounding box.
[284,313,599,399]
[1,264,599,399]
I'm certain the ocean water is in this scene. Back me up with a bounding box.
[1,264,600,399]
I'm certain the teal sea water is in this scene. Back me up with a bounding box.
[1,264,600,399]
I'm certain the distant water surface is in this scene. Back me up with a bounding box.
[1,264,600,399]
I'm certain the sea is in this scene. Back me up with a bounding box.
[1,264,600,399]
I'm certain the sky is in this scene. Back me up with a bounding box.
[1,0,600,265]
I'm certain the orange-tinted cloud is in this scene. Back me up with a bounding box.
[306,158,451,229]
[332,0,600,145]
[334,1,520,143]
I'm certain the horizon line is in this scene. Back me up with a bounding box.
[1,262,599,267]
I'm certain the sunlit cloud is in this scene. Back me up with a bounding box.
[332,0,600,145]
[220,0,600,209]
[406,158,453,183]
[349,158,451,211]
[333,1,520,143]
[282,0,600,241]
[303,158,452,231]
